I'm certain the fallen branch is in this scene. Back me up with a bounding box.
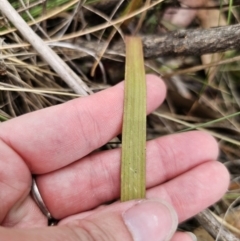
[195,209,239,241]
[1,20,240,62]
[74,24,240,59]
[1,8,240,79]
[108,24,240,58]
[141,24,240,58]
[2,22,240,61]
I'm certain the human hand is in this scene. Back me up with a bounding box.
[0,75,229,240]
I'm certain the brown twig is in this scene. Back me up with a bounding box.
[195,209,240,241]
[2,19,240,62]
[141,24,240,58]
[73,24,240,59]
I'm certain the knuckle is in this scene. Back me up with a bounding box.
[68,220,115,241]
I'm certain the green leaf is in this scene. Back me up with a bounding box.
[121,36,146,202]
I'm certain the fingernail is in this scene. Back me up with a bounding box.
[123,199,178,241]
[186,232,197,241]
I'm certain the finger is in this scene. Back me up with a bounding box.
[35,131,223,220]
[0,199,178,241]
[0,139,31,223]
[170,231,197,241]
[0,130,45,226]
[0,75,166,174]
[59,161,228,227]
[2,196,47,228]
[147,160,229,222]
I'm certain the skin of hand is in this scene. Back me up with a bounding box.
[0,75,229,241]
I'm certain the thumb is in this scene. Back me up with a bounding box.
[0,199,178,241]
[66,199,178,241]
[121,199,178,241]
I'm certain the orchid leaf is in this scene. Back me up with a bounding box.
[121,36,146,202]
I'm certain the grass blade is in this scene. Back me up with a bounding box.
[121,36,146,202]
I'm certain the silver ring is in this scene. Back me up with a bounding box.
[31,178,54,220]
